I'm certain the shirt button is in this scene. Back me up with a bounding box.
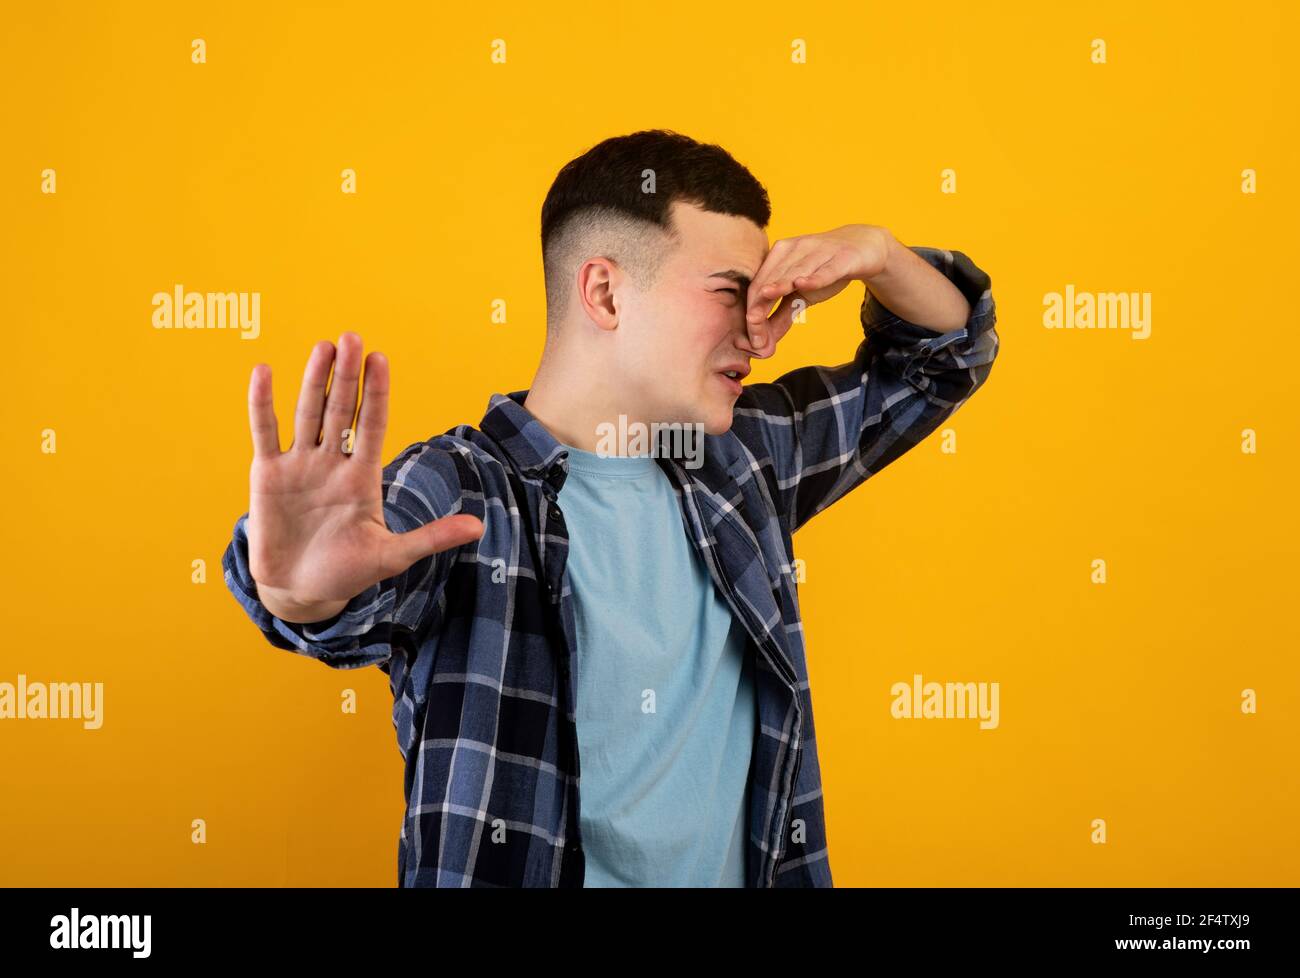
[550,509,562,521]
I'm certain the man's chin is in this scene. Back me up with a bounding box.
[701,409,735,436]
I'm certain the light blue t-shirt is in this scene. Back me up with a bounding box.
[557,443,757,887]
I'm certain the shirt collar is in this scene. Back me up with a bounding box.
[479,390,571,492]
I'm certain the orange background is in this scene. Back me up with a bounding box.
[3,0,1296,886]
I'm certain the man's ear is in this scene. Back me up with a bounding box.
[576,257,622,332]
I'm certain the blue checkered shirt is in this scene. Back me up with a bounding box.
[222,244,1000,887]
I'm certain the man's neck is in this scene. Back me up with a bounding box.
[522,353,640,454]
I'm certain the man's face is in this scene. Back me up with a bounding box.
[614,200,770,435]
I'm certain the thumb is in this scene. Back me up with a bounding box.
[381,514,484,577]
[756,292,803,356]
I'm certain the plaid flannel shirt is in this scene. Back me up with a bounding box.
[222,244,1000,887]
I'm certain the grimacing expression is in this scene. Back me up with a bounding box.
[617,200,771,435]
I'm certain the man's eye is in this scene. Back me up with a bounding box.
[715,288,739,296]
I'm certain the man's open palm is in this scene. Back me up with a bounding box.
[244,332,484,623]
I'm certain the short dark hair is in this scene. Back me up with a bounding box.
[540,129,771,326]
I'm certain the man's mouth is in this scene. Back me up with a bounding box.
[715,364,750,395]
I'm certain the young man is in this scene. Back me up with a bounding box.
[222,129,1000,887]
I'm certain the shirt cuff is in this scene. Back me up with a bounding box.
[221,511,390,653]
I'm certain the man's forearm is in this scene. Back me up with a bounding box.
[863,231,972,333]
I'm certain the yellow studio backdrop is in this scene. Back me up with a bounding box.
[2,0,1296,887]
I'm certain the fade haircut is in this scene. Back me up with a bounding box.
[540,129,772,328]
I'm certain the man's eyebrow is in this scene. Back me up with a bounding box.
[707,269,752,288]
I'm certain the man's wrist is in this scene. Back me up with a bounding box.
[257,584,349,625]
[859,226,902,284]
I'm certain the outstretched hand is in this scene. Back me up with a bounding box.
[244,332,484,623]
